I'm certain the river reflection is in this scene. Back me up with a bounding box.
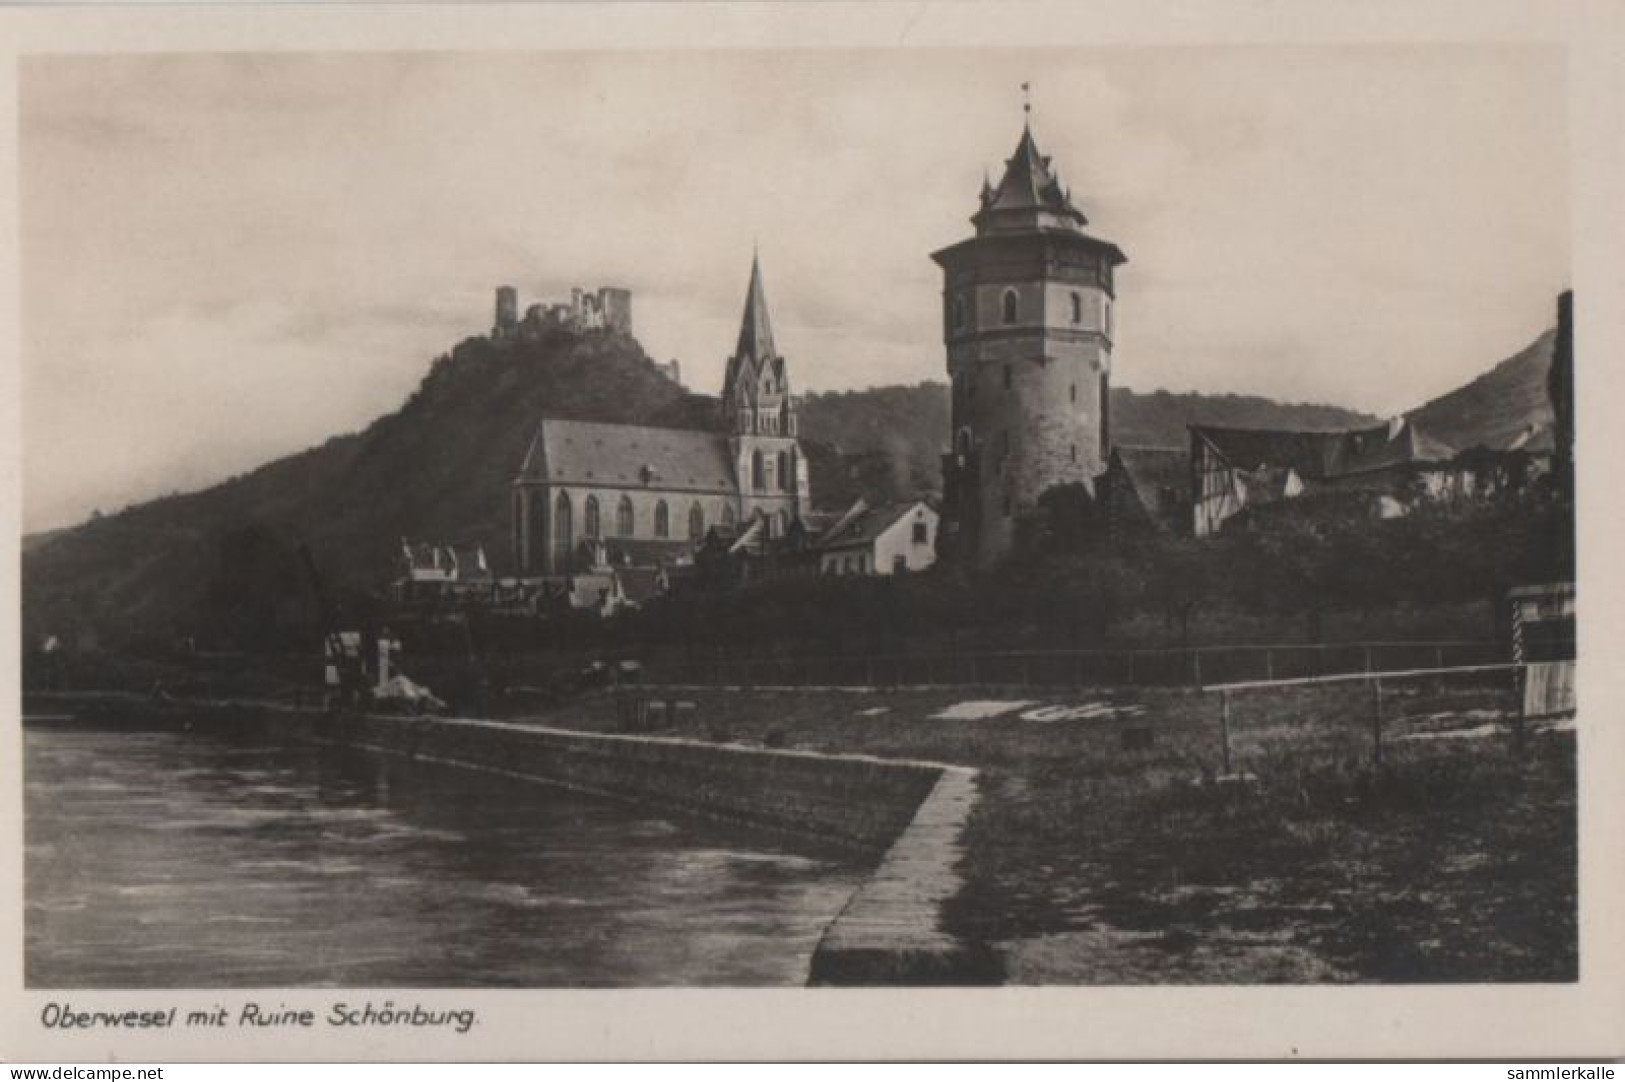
[25,726,866,987]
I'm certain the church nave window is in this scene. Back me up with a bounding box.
[654,500,670,539]
[688,502,705,541]
[583,495,601,539]
[616,495,634,537]
[553,492,574,553]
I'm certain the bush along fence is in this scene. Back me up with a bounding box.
[652,640,1507,690]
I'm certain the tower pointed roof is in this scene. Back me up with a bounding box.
[974,122,1088,233]
[733,252,777,364]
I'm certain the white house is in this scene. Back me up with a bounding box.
[816,499,939,576]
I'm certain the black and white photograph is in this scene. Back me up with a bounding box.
[4,0,1622,1063]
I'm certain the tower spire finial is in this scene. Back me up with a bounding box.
[1021,81,1031,125]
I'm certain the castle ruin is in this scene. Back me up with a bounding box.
[492,284,633,343]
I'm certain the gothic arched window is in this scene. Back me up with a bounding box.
[752,450,765,491]
[584,495,601,539]
[654,500,670,538]
[688,502,705,541]
[1002,288,1019,325]
[777,451,790,492]
[616,495,634,537]
[553,491,573,555]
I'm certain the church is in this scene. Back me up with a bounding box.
[510,255,811,576]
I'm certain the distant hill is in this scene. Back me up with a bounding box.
[794,382,1376,507]
[1405,329,1556,453]
[22,329,691,643]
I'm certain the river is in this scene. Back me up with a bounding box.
[25,724,867,987]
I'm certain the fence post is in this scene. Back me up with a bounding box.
[1363,646,1372,674]
[1371,677,1385,769]
[1219,690,1232,776]
[1435,645,1445,668]
[1513,663,1528,751]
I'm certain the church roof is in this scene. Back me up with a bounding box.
[516,419,735,494]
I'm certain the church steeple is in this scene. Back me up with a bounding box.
[733,252,777,365]
[721,252,795,439]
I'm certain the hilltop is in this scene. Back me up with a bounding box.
[1405,328,1556,452]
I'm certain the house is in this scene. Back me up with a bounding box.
[396,539,493,601]
[815,499,939,576]
[1099,445,1194,538]
[1190,418,1456,536]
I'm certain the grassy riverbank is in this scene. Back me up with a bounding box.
[523,681,1576,984]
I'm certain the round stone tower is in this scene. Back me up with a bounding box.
[931,120,1126,568]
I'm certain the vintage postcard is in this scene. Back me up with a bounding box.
[2,0,1622,1063]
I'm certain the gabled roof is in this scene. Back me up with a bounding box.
[1111,446,1189,517]
[516,419,735,494]
[817,500,933,551]
[1192,418,1454,482]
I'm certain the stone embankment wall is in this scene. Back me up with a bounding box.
[26,694,999,983]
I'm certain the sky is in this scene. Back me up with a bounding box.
[20,46,1569,533]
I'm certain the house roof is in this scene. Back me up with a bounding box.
[1192,418,1454,482]
[616,566,666,604]
[516,419,735,494]
[1111,445,1189,517]
[595,537,694,568]
[817,500,931,551]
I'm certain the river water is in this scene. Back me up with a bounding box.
[25,725,866,987]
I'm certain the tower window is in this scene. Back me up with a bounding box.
[1002,289,1019,325]
[1104,297,1114,336]
[953,295,968,331]
[1071,444,1077,463]
[1070,292,1083,324]
[777,451,791,492]
[1070,382,1077,403]
[752,450,765,491]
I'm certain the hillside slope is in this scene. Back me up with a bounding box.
[22,329,691,641]
[1406,329,1556,452]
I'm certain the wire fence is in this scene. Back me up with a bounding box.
[1205,662,1536,777]
[653,639,1507,690]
